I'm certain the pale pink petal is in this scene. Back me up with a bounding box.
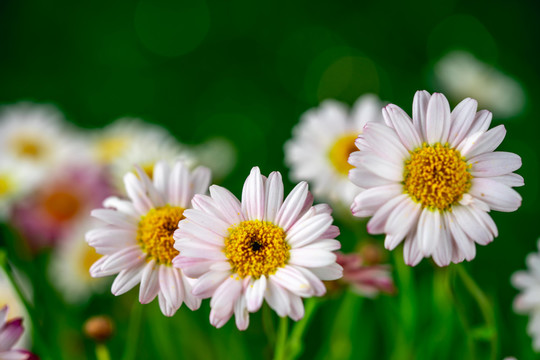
[293,266,326,296]
[511,271,537,290]
[264,172,284,223]
[210,277,243,326]
[191,166,212,195]
[111,263,145,296]
[367,194,409,234]
[139,260,160,304]
[181,207,230,237]
[288,249,337,268]
[0,319,23,351]
[416,209,442,257]
[152,161,170,198]
[174,239,225,261]
[426,93,451,144]
[91,209,137,231]
[463,125,506,158]
[382,104,422,150]
[103,196,138,218]
[172,256,216,278]
[134,165,165,207]
[182,276,202,311]
[362,122,409,162]
[169,161,191,209]
[86,228,137,255]
[246,276,267,312]
[489,173,524,187]
[209,185,244,225]
[469,178,522,212]
[452,205,493,245]
[351,94,382,129]
[412,90,431,139]
[447,98,478,147]
[446,212,476,261]
[264,279,291,317]
[384,197,422,249]
[192,271,231,298]
[309,263,343,280]
[275,182,309,231]
[403,234,422,266]
[468,110,492,134]
[241,167,264,220]
[100,246,145,274]
[351,184,403,218]
[360,154,403,182]
[234,296,250,331]
[286,214,333,248]
[288,294,305,321]
[470,152,522,177]
[124,172,153,214]
[348,167,393,189]
[271,267,314,297]
[174,221,224,246]
[158,266,184,316]
[431,226,452,267]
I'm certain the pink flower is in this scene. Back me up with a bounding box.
[0,306,37,360]
[336,253,395,297]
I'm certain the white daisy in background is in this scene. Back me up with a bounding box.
[0,160,40,221]
[349,91,523,266]
[0,268,31,351]
[86,160,211,316]
[92,118,193,192]
[512,238,540,351]
[285,95,383,208]
[174,167,343,330]
[190,137,237,181]
[0,103,87,183]
[435,51,525,119]
[49,219,108,304]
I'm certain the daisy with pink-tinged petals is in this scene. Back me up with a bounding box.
[86,160,211,316]
[0,306,36,360]
[336,253,395,297]
[174,167,343,330]
[349,91,523,266]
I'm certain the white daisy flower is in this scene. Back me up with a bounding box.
[49,220,108,304]
[349,91,523,266]
[86,160,211,316]
[0,160,40,220]
[93,118,193,192]
[435,51,525,119]
[0,103,87,182]
[512,238,540,351]
[285,95,383,207]
[174,167,343,330]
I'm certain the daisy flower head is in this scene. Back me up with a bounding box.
[0,306,36,360]
[511,238,540,351]
[349,91,523,266]
[87,160,211,316]
[174,167,343,330]
[0,160,41,221]
[0,103,87,181]
[285,95,383,208]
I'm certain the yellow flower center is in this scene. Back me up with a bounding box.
[0,174,13,196]
[95,137,128,163]
[224,220,290,279]
[82,244,102,280]
[403,143,472,210]
[137,205,184,265]
[328,133,358,176]
[11,136,45,159]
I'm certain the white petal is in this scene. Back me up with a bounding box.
[209,185,244,225]
[234,296,250,331]
[426,93,451,144]
[431,225,452,267]
[241,167,265,220]
[293,266,326,296]
[309,263,343,280]
[158,266,184,316]
[275,182,309,231]
[447,98,478,147]
[91,209,137,231]
[446,212,476,261]
[489,173,524,187]
[361,154,403,182]
[288,249,337,268]
[182,277,202,311]
[470,152,522,177]
[384,198,422,249]
[139,260,160,304]
[175,221,224,246]
[182,207,230,237]
[362,122,410,161]
[452,205,493,245]
[210,276,243,320]
[367,194,409,234]
[191,166,212,195]
[271,267,314,297]
[173,256,215,278]
[348,167,393,190]
[412,90,431,139]
[288,295,305,321]
[264,279,291,317]
[86,228,136,255]
[111,263,145,296]
[101,246,145,274]
[264,172,284,223]
[152,161,170,198]
[124,172,153,214]
[286,214,333,248]
[351,184,403,218]
[169,161,191,208]
[192,271,231,298]
[103,196,138,217]
[403,235,423,266]
[416,209,442,257]
[469,178,522,212]
[246,275,267,312]
[382,104,422,150]
[464,125,506,158]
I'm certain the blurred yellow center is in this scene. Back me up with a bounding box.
[137,205,183,265]
[404,143,472,210]
[82,244,102,279]
[328,133,358,176]
[0,175,13,196]
[224,220,290,279]
[95,137,128,163]
[12,136,44,159]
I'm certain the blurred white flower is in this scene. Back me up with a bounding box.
[0,160,40,220]
[512,238,540,351]
[435,51,525,119]
[190,137,237,181]
[49,219,108,304]
[285,95,384,208]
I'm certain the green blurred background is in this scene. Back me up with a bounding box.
[1,0,539,359]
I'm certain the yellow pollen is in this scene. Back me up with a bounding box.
[137,205,184,265]
[141,163,154,180]
[403,143,472,210]
[95,137,128,163]
[12,136,45,159]
[328,133,358,176]
[224,220,290,279]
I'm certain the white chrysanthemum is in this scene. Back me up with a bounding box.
[49,220,108,304]
[0,160,40,220]
[0,268,31,350]
[285,95,383,207]
[0,103,87,181]
[349,91,523,266]
[93,118,192,192]
[86,160,211,316]
[512,239,540,351]
[435,51,525,119]
[174,167,343,330]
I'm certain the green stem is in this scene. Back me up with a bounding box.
[273,316,289,360]
[263,304,276,347]
[455,265,497,360]
[287,298,320,360]
[122,301,143,360]
[447,267,475,359]
[96,343,111,360]
[0,249,51,360]
[328,292,362,360]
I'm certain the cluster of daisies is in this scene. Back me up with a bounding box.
[0,89,535,351]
